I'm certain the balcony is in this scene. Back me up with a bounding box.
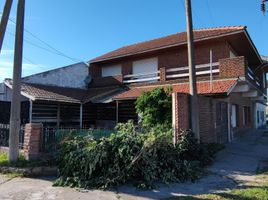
[123,62,220,84]
[121,56,262,89]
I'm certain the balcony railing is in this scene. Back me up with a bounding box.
[123,71,160,83]
[166,62,219,80]
[247,67,261,87]
[122,62,219,84]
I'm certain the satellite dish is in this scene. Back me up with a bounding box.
[84,75,92,85]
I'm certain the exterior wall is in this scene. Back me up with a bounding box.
[172,93,190,143]
[0,84,28,102]
[23,62,88,89]
[219,93,254,138]
[255,102,266,128]
[219,56,247,78]
[198,96,217,143]
[172,93,228,144]
[89,40,231,87]
[158,41,229,69]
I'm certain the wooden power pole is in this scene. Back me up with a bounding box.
[0,0,13,53]
[9,0,25,163]
[185,0,200,142]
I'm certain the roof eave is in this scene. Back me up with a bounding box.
[4,81,36,101]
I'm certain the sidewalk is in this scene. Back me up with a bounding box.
[0,128,267,200]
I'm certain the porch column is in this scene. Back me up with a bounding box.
[29,100,33,123]
[116,100,119,123]
[227,102,232,142]
[252,102,257,129]
[57,103,60,128]
[80,104,83,128]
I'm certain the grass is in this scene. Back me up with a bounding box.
[0,152,46,168]
[166,167,268,200]
[3,171,23,179]
[0,152,29,168]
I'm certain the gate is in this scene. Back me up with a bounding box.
[0,124,25,149]
[215,102,228,143]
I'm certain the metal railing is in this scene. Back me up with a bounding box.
[247,67,261,87]
[42,126,115,152]
[0,123,25,149]
[123,71,160,84]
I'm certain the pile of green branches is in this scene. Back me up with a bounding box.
[54,121,221,189]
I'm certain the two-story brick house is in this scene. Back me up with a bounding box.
[87,26,267,143]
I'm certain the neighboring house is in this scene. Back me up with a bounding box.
[0,62,124,128]
[88,26,267,143]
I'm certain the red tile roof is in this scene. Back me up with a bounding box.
[5,80,123,104]
[113,79,238,100]
[91,26,245,63]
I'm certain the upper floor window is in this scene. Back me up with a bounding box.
[133,57,158,75]
[101,64,122,77]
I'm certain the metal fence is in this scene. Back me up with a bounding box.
[42,126,115,152]
[0,124,25,149]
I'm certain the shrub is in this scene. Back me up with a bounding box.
[54,121,220,189]
[135,87,172,127]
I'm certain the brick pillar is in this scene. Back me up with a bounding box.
[23,123,43,160]
[159,67,166,82]
[172,93,190,144]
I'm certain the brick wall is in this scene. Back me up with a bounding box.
[89,40,231,87]
[173,94,225,144]
[172,93,190,143]
[158,41,229,69]
[219,56,247,78]
[198,96,217,143]
[23,123,43,160]
[89,75,123,87]
[122,61,132,75]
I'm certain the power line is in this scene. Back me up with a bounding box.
[1,12,83,63]
[4,42,37,66]
[8,18,82,62]
[6,30,78,60]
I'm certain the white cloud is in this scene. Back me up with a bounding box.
[0,48,48,81]
[0,49,14,55]
[0,60,47,81]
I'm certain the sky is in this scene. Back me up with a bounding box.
[0,0,267,81]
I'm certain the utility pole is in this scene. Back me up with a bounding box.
[9,0,25,163]
[185,0,200,142]
[0,0,13,53]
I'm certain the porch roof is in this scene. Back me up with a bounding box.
[113,79,238,100]
[4,80,123,104]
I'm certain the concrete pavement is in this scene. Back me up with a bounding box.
[0,128,267,200]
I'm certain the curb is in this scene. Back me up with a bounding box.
[0,166,58,177]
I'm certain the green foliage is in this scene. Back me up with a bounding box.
[135,87,172,127]
[0,152,49,168]
[54,122,220,189]
[0,152,28,167]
